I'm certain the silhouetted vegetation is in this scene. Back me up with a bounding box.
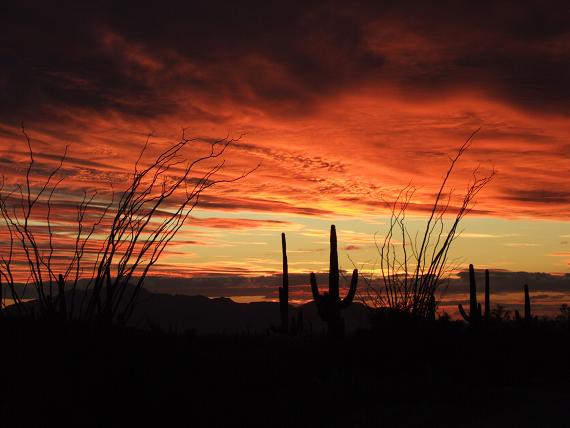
[361,131,495,321]
[514,283,534,324]
[559,303,570,322]
[0,226,568,427]
[274,233,290,333]
[0,127,254,325]
[310,225,358,337]
[458,264,486,325]
[271,232,304,336]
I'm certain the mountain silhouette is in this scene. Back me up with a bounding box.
[5,286,370,334]
[129,289,370,334]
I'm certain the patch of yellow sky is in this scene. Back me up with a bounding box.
[160,210,570,278]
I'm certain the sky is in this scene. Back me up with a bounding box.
[1,1,570,314]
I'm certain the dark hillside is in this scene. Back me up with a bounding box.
[0,318,568,427]
[128,290,370,334]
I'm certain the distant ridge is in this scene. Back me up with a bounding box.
[4,287,370,334]
[130,290,370,334]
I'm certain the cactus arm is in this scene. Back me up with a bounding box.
[329,225,339,300]
[340,269,358,309]
[524,284,531,322]
[458,303,471,322]
[310,272,320,301]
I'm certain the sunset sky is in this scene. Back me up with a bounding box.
[1,1,570,313]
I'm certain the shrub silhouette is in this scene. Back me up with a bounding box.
[491,304,511,322]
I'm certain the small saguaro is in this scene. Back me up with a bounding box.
[272,232,304,335]
[515,283,533,323]
[458,264,481,324]
[458,265,491,325]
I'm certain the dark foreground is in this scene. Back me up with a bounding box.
[0,319,568,428]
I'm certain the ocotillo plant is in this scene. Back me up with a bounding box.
[515,284,532,323]
[310,225,358,338]
[458,264,482,325]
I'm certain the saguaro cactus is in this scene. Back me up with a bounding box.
[278,233,289,333]
[458,264,482,325]
[524,283,531,321]
[515,284,532,323]
[484,269,490,323]
[309,225,358,338]
[272,233,306,336]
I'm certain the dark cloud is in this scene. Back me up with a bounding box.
[196,194,334,216]
[439,270,570,316]
[188,216,291,230]
[0,3,177,122]
[1,1,569,124]
[139,269,570,299]
[444,270,570,296]
[500,189,570,205]
[141,271,359,299]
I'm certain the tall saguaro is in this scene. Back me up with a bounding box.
[279,233,289,334]
[310,225,358,338]
[484,269,490,323]
[524,283,532,322]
